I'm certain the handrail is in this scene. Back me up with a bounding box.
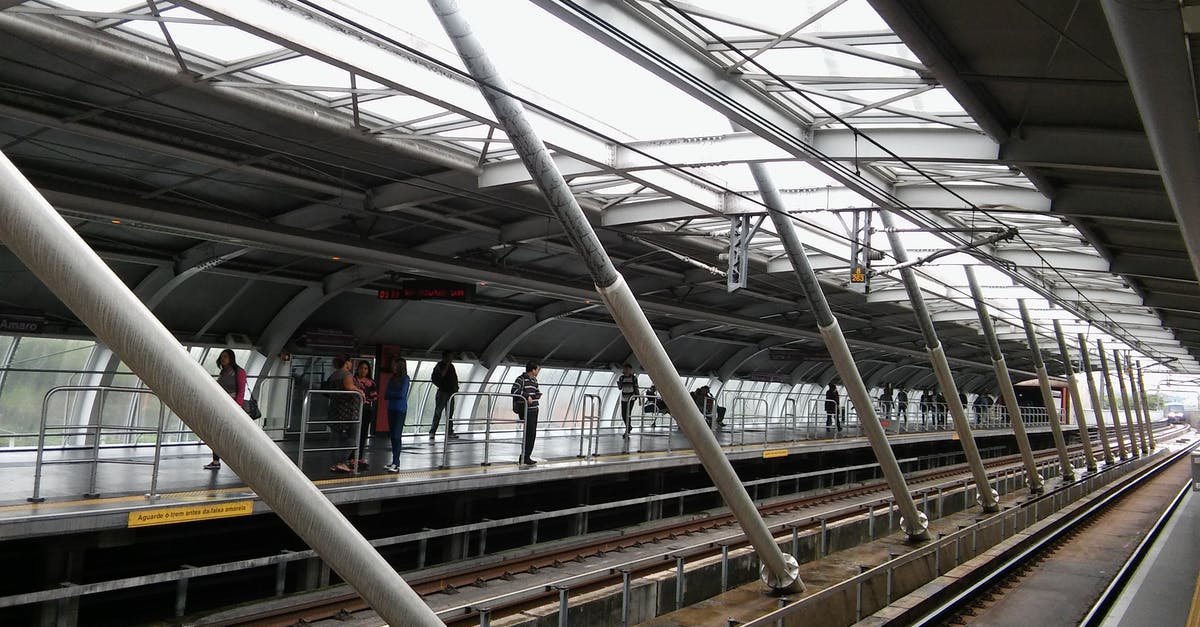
[578,393,601,459]
[0,427,1142,617]
[730,396,771,446]
[297,389,364,471]
[627,393,676,454]
[442,392,528,469]
[29,385,170,503]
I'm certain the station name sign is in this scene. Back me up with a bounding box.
[0,312,45,334]
[378,280,475,301]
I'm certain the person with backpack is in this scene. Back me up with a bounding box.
[204,348,246,470]
[511,361,542,466]
[428,351,459,440]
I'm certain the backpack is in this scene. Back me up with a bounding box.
[511,376,526,416]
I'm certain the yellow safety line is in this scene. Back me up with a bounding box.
[1187,566,1200,627]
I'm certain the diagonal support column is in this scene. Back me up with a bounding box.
[880,212,997,511]
[1097,340,1130,459]
[1053,321,1097,472]
[965,267,1042,493]
[0,160,441,624]
[1111,347,1141,457]
[1124,353,1150,453]
[428,0,801,590]
[748,164,930,539]
[1017,300,1076,481]
[1077,334,1115,465]
[1136,362,1157,450]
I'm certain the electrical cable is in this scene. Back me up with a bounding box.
[652,0,1167,362]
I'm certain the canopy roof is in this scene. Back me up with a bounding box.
[0,0,1196,387]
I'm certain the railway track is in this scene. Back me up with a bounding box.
[901,436,1194,626]
[190,428,1176,626]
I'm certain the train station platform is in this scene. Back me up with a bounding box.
[0,420,1079,540]
[1100,456,1200,627]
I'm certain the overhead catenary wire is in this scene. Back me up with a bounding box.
[652,0,1164,363]
[4,4,1166,365]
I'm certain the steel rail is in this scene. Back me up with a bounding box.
[1080,477,1191,626]
[896,442,1195,627]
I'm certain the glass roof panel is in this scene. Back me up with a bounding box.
[15,0,1188,371]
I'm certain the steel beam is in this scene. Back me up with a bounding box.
[1017,300,1076,481]
[1077,334,1115,465]
[880,211,997,511]
[1101,0,1200,287]
[0,152,443,625]
[1053,321,1097,472]
[748,160,929,540]
[1096,340,1129,460]
[965,267,1042,492]
[427,0,800,592]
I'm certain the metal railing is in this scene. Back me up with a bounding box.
[440,392,529,469]
[740,447,1169,626]
[29,385,171,502]
[296,389,364,471]
[577,393,602,459]
[729,396,771,446]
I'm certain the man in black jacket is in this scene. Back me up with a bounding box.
[428,351,459,439]
[825,382,841,431]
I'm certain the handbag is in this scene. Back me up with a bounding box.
[245,397,262,420]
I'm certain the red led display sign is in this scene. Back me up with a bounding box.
[377,281,475,301]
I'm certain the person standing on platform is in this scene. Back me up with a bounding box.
[326,355,364,473]
[429,351,459,440]
[880,385,894,421]
[513,361,542,466]
[205,349,246,470]
[973,393,990,425]
[919,390,931,426]
[896,388,909,425]
[616,363,638,437]
[935,391,948,427]
[825,382,841,431]
[350,360,376,469]
[383,357,410,473]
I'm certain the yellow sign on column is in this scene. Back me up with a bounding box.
[128,500,254,528]
[850,266,866,283]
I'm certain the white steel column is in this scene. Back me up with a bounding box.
[965,267,1042,492]
[748,163,930,539]
[879,212,997,512]
[1097,340,1130,459]
[1053,321,1096,472]
[1123,353,1150,453]
[1111,347,1141,457]
[1017,300,1075,481]
[0,152,443,626]
[427,0,801,590]
[1077,334,1115,465]
[1136,362,1157,450]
